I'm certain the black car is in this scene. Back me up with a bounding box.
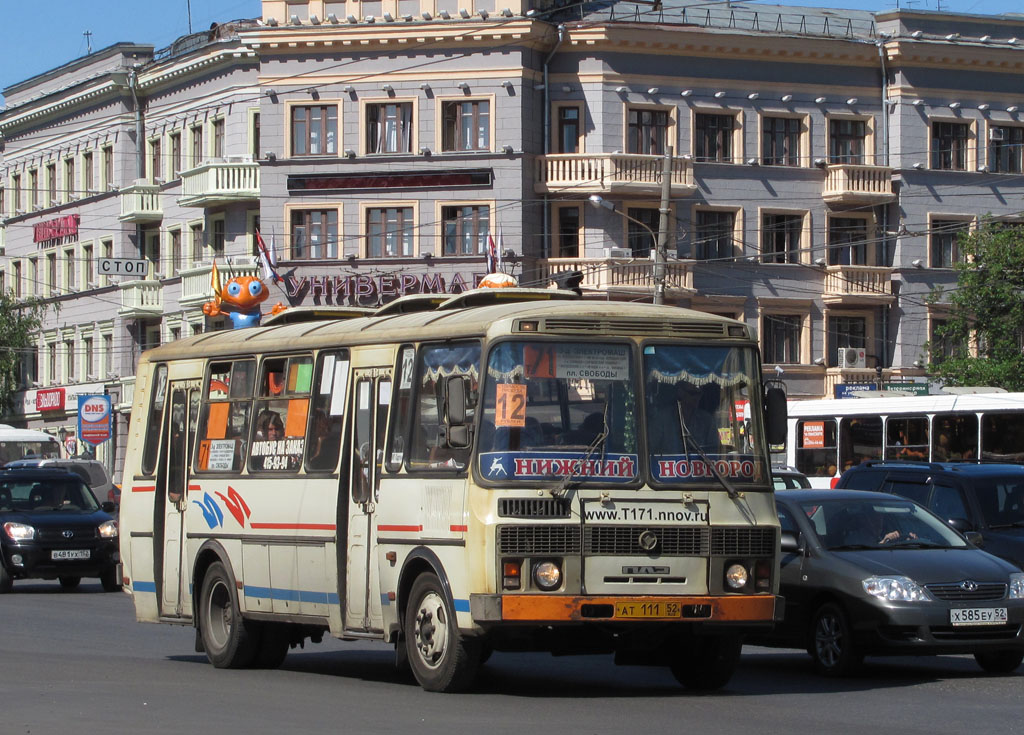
[0,468,120,592]
[757,489,1024,676]
[835,461,1024,569]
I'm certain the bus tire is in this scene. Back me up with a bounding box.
[198,561,258,668]
[58,576,81,591]
[0,562,12,593]
[254,623,290,669]
[669,634,742,690]
[404,572,481,692]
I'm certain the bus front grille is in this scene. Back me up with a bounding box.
[709,527,776,556]
[542,318,726,337]
[498,497,572,519]
[498,525,775,557]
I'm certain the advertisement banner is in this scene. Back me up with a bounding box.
[78,395,112,446]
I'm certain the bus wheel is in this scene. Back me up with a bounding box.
[404,572,481,692]
[58,576,81,591]
[254,623,290,669]
[669,635,742,690]
[199,561,258,668]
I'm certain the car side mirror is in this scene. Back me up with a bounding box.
[101,501,116,514]
[964,530,984,547]
[780,530,803,554]
[947,517,973,533]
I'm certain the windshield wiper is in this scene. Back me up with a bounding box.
[677,403,740,500]
[827,544,877,551]
[552,404,610,497]
[889,540,948,548]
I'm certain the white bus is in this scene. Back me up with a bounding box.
[119,289,787,692]
[783,392,1024,487]
[0,424,62,466]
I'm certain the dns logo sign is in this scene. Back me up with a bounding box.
[78,395,112,446]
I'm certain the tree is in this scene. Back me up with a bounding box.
[928,223,1024,390]
[0,290,47,416]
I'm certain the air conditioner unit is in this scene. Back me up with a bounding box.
[837,347,867,369]
[227,255,258,267]
[989,128,1005,141]
[224,154,253,163]
[603,247,632,258]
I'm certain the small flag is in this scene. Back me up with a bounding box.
[486,232,497,274]
[255,229,280,283]
[497,225,505,270]
[210,257,222,298]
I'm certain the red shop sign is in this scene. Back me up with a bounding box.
[35,388,66,412]
[33,214,80,244]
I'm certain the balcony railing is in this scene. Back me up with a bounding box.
[822,265,895,304]
[538,255,693,296]
[118,183,163,223]
[535,153,696,196]
[179,260,259,308]
[822,164,895,205]
[117,279,163,318]
[824,368,878,398]
[179,159,260,208]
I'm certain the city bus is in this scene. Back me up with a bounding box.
[118,288,787,692]
[0,424,62,466]
[784,391,1024,487]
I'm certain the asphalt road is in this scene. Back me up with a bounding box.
[2,580,1022,735]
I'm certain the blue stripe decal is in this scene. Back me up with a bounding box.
[132,580,157,593]
[454,598,470,613]
[243,585,340,605]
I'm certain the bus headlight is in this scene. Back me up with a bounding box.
[3,522,36,541]
[98,520,118,539]
[725,563,749,590]
[533,560,562,591]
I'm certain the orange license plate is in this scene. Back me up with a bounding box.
[614,600,681,619]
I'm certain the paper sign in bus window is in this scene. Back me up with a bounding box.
[207,439,238,471]
[555,345,628,381]
[206,402,229,439]
[495,383,527,427]
[803,421,825,448]
[330,361,350,416]
[285,398,309,436]
[524,345,556,379]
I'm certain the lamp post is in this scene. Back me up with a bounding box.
[587,146,672,305]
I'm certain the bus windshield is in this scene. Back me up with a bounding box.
[478,341,638,484]
[644,344,768,487]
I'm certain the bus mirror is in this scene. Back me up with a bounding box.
[446,376,468,425]
[765,387,787,447]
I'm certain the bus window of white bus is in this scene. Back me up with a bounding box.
[141,364,169,476]
[885,417,929,461]
[982,413,1024,463]
[933,413,978,461]
[796,419,837,479]
[196,360,255,473]
[305,350,348,472]
[839,417,881,471]
[249,355,313,473]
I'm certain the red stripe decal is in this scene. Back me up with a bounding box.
[249,523,337,531]
[188,484,202,493]
[450,525,468,532]
[377,524,423,532]
[132,485,156,493]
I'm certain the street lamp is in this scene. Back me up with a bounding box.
[588,190,668,305]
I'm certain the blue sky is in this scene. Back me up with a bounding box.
[1,0,1021,104]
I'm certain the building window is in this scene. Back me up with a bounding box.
[367,102,413,154]
[190,223,204,263]
[251,112,260,160]
[628,108,669,155]
[191,124,205,165]
[930,318,956,360]
[442,100,490,151]
[763,213,802,264]
[46,253,57,296]
[46,163,57,207]
[48,342,57,384]
[64,340,75,382]
[64,158,75,201]
[211,218,225,258]
[988,125,1023,174]
[291,105,338,156]
[763,314,801,364]
[442,205,489,256]
[694,210,735,260]
[82,244,94,287]
[828,217,868,266]
[212,118,225,159]
[29,170,39,209]
[12,173,22,214]
[291,209,339,259]
[170,132,182,178]
[83,151,94,195]
[627,207,659,257]
[102,146,114,190]
[556,206,580,258]
[367,207,414,257]
[829,119,866,164]
[827,315,867,367]
[13,262,22,298]
[930,220,968,268]
[143,227,161,280]
[83,337,94,379]
[762,117,800,166]
[695,113,734,162]
[100,240,113,286]
[170,229,182,273]
[556,105,581,153]
[931,121,969,170]
[64,248,75,291]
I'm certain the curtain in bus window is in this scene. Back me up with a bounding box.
[796,418,837,478]
[839,417,882,471]
[981,414,1024,463]
[409,342,481,471]
[932,413,978,462]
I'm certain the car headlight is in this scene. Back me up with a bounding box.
[863,575,933,602]
[533,560,562,591]
[98,520,119,539]
[1009,573,1024,600]
[3,521,36,541]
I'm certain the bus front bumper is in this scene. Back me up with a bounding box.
[470,593,783,625]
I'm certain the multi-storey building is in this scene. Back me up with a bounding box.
[2,0,1023,481]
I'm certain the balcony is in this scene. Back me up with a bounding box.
[118,279,163,318]
[179,159,260,208]
[535,153,696,197]
[179,260,259,309]
[822,265,895,305]
[824,368,878,399]
[538,255,694,298]
[118,183,163,223]
[822,164,895,206]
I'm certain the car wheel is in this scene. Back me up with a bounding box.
[669,635,743,690]
[198,561,258,668]
[974,650,1024,674]
[809,602,862,676]
[0,563,12,593]
[254,623,290,669]
[58,576,81,591]
[404,572,481,692]
[100,565,122,592]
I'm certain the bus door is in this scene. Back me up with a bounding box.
[344,368,392,632]
[159,382,198,619]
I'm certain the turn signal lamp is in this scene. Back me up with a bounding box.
[503,560,522,590]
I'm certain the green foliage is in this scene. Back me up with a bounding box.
[928,223,1024,391]
[0,290,47,415]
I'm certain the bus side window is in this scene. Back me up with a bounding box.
[196,360,254,473]
[933,413,978,462]
[249,355,312,473]
[305,350,349,472]
[795,419,837,478]
[385,345,415,473]
[141,364,168,476]
[839,416,882,471]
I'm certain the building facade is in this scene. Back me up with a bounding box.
[2,0,1023,481]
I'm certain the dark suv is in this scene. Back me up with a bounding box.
[0,468,120,592]
[835,461,1024,569]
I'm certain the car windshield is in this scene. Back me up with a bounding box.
[797,498,968,550]
[972,478,1024,528]
[0,478,100,512]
